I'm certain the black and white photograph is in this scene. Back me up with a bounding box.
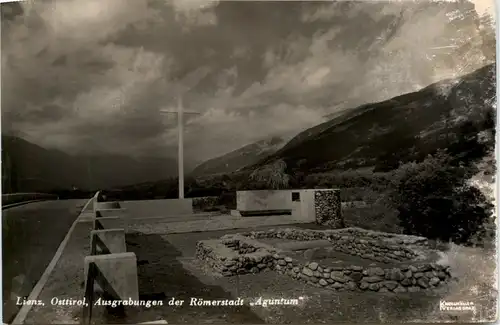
[1,0,497,324]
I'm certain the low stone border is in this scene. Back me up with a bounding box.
[239,227,428,263]
[195,227,452,293]
[275,258,451,293]
[195,235,280,276]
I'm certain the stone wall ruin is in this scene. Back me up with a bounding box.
[195,227,452,293]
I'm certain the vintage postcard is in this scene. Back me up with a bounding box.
[1,0,497,324]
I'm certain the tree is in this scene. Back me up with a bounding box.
[249,159,290,190]
[388,150,493,244]
[289,159,307,188]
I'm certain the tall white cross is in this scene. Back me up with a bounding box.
[160,97,200,199]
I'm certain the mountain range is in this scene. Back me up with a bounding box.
[192,63,495,177]
[190,136,287,176]
[1,136,177,193]
[189,110,355,177]
[250,63,496,173]
[191,64,496,175]
[2,63,495,192]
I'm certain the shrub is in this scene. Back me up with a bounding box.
[192,196,220,211]
[343,203,401,233]
[388,150,493,244]
[249,159,290,190]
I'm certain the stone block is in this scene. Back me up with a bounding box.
[314,189,343,228]
[90,228,127,255]
[236,190,292,212]
[84,252,139,301]
[290,190,315,222]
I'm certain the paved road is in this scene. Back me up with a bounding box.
[2,199,88,323]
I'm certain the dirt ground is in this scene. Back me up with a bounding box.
[23,223,497,324]
[121,227,495,324]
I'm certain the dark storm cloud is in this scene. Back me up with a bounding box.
[1,0,494,162]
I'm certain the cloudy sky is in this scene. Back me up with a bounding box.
[1,0,495,164]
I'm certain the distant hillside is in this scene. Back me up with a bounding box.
[191,136,286,176]
[99,64,495,200]
[250,63,496,173]
[1,135,177,192]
